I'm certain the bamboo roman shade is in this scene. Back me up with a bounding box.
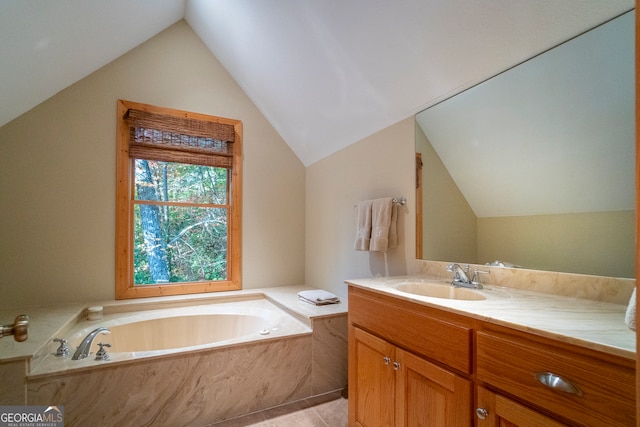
[124,108,235,168]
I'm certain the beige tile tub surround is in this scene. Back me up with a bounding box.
[29,335,313,426]
[264,286,348,396]
[1,286,348,426]
[0,359,27,405]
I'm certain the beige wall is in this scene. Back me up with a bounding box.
[478,211,635,278]
[305,118,416,298]
[0,21,305,308]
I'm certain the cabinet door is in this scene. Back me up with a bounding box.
[476,386,568,427]
[349,326,396,427]
[395,348,472,426]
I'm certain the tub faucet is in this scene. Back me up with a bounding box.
[72,327,110,360]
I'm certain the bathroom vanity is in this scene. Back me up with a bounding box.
[346,274,635,426]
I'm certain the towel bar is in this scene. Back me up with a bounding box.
[354,197,406,208]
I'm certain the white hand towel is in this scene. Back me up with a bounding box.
[354,200,373,251]
[298,289,341,305]
[370,197,394,252]
[625,288,636,331]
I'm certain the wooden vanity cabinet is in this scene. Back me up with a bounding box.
[348,287,473,426]
[350,326,395,426]
[348,286,636,426]
[350,326,472,426]
[476,327,636,426]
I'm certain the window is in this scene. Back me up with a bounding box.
[116,100,242,299]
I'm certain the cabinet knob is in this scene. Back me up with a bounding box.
[383,356,391,365]
[392,361,401,371]
[535,372,583,396]
[476,408,489,420]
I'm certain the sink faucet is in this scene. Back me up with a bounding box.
[446,264,486,289]
[72,327,110,360]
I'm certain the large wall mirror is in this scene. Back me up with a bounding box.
[415,10,635,278]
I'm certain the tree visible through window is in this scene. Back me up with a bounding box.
[116,100,242,299]
[133,160,228,284]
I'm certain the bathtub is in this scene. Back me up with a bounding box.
[32,293,311,372]
[26,290,347,426]
[104,313,269,352]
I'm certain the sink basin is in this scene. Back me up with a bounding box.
[393,282,486,301]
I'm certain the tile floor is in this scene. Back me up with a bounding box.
[211,389,348,427]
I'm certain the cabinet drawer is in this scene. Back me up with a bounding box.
[476,330,635,426]
[349,287,472,373]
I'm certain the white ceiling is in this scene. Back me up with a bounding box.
[0,0,634,166]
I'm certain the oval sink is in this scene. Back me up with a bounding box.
[394,282,486,301]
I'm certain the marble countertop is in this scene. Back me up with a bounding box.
[345,276,636,360]
[1,279,632,364]
[262,285,347,323]
[0,303,87,363]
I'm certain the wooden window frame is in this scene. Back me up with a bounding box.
[115,100,242,299]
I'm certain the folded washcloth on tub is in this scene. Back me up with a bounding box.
[298,289,341,306]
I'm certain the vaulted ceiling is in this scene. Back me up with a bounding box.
[0,0,633,166]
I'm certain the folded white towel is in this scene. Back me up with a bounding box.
[625,288,636,331]
[354,200,373,251]
[298,289,341,306]
[370,197,395,252]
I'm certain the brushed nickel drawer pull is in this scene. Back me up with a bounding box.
[476,408,489,420]
[535,372,583,396]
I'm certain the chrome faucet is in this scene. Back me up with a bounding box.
[446,263,487,289]
[72,327,110,360]
[447,263,471,285]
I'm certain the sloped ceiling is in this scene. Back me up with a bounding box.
[0,0,186,128]
[0,0,634,167]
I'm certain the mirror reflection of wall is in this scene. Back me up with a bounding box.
[415,10,635,278]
